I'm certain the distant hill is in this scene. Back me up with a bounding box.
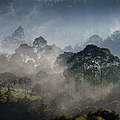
[2,26,25,52]
[75,31,120,57]
[102,31,120,56]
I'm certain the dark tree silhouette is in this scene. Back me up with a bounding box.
[18,77,31,97]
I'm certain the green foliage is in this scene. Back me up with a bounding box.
[51,109,120,120]
[94,116,103,120]
[0,88,40,103]
[74,115,87,120]
[87,109,120,120]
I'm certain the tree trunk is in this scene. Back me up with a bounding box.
[7,86,11,103]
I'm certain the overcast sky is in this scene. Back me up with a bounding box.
[0,0,120,47]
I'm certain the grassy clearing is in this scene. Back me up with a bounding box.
[0,88,41,103]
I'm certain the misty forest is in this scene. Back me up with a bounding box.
[1,0,120,120]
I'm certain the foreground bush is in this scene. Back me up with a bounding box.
[51,109,120,120]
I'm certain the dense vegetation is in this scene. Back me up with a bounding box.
[58,45,120,85]
[52,109,120,120]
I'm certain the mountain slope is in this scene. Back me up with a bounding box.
[76,31,120,57]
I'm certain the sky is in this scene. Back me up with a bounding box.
[0,0,120,47]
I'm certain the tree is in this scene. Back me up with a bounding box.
[18,77,31,97]
[33,36,47,49]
